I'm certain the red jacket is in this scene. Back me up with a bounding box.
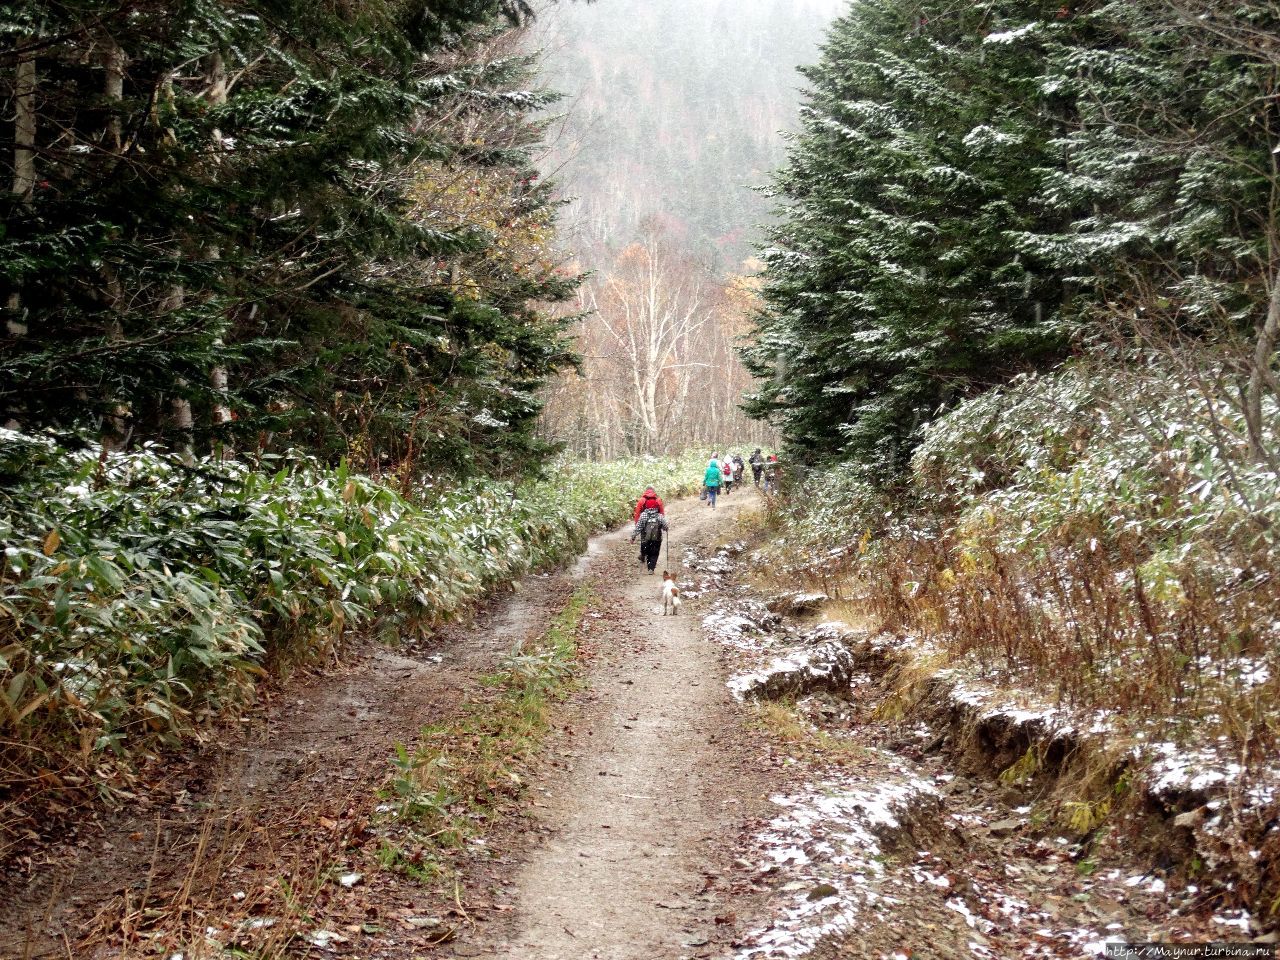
[633,492,665,522]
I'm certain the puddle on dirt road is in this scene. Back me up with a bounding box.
[570,524,619,579]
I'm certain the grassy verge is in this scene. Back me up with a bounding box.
[375,586,595,890]
[69,584,597,959]
[0,433,705,847]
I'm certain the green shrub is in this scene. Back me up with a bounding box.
[0,431,704,811]
[768,358,1280,755]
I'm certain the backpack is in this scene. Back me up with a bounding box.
[640,509,664,544]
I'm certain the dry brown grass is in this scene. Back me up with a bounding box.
[750,700,869,765]
[860,524,1280,760]
[66,774,364,960]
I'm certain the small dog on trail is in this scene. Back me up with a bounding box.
[661,571,681,616]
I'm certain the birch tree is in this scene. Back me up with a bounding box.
[540,233,779,456]
[593,226,712,452]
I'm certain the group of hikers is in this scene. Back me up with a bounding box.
[702,448,780,508]
[629,449,782,574]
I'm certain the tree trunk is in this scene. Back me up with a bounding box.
[165,284,195,461]
[12,54,36,205]
[4,51,37,428]
[7,53,36,342]
[103,38,124,152]
[172,383,195,461]
[100,39,129,450]
[211,343,231,428]
[207,249,232,439]
[1245,277,1280,467]
[207,51,227,143]
[101,269,131,451]
[205,54,233,448]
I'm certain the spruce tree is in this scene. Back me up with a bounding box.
[0,0,578,477]
[1022,0,1280,459]
[745,1,1081,471]
[747,0,1280,473]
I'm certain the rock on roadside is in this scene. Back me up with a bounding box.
[728,642,856,702]
[765,592,831,616]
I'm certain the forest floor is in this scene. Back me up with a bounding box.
[1,489,1257,960]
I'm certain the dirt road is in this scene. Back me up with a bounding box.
[0,488,767,960]
[7,481,1229,960]
[473,489,766,960]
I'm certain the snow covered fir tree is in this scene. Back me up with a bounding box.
[744,0,1280,932]
[747,0,1280,472]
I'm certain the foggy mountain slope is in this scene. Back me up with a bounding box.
[537,0,845,268]
[533,0,843,456]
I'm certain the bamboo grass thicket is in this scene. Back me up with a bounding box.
[0,430,707,831]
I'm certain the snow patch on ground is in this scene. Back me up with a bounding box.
[854,632,1280,826]
[734,762,941,959]
[725,642,854,702]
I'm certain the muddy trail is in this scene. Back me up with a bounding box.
[0,559,584,958]
[0,488,768,960]
[4,487,1256,960]
[468,490,770,960]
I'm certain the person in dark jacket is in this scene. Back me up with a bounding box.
[631,486,665,563]
[632,506,668,574]
[749,449,764,486]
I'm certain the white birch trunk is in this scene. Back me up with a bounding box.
[12,55,36,205]
[166,285,195,461]
[205,55,233,440]
[99,38,130,449]
[1245,278,1280,466]
[103,39,124,152]
[8,53,36,342]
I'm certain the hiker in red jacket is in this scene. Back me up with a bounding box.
[633,486,665,523]
[632,487,665,565]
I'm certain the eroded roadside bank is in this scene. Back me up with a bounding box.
[697,534,1273,960]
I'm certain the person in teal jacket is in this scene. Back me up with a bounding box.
[703,455,722,509]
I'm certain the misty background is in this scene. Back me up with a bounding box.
[534,0,845,456]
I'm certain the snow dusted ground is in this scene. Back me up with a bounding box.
[687,542,1275,960]
[858,630,1280,919]
[733,760,942,959]
[864,631,1280,806]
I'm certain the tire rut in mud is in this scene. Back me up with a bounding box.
[0,569,580,957]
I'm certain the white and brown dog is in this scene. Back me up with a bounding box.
[661,571,681,616]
